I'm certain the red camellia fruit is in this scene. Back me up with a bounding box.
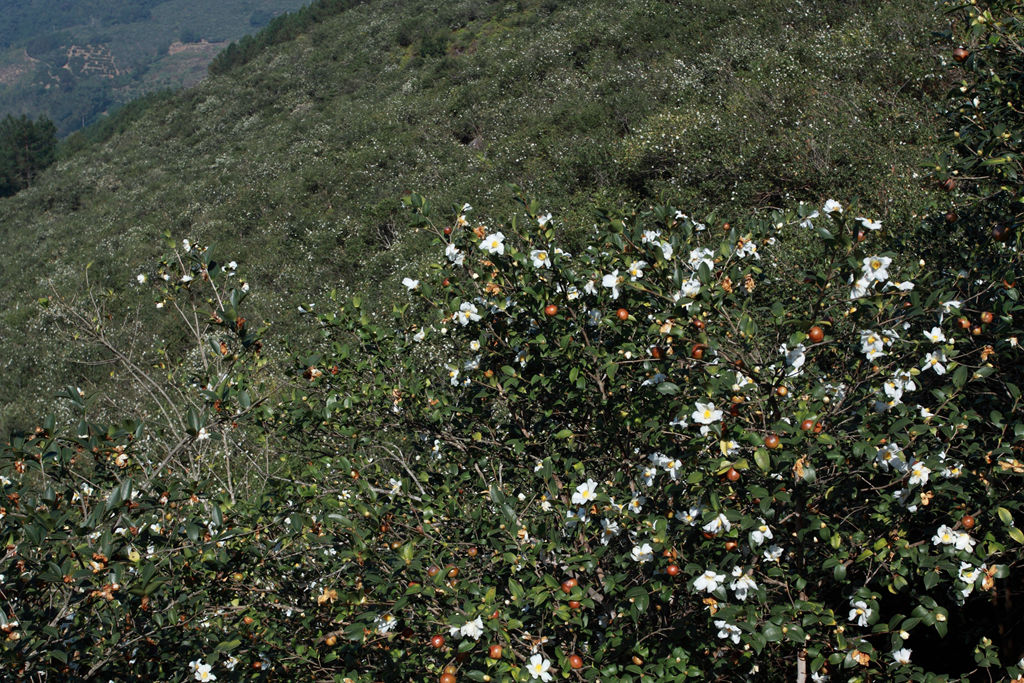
[427,565,440,577]
[726,467,740,482]
[444,226,453,235]
[467,547,478,557]
[440,674,456,683]
[569,655,584,670]
[765,434,780,449]
[808,325,824,343]
[776,386,788,397]
[431,635,445,648]
[953,47,970,62]
[489,644,503,659]
[444,665,458,675]
[946,211,958,223]
[666,564,680,577]
[962,515,976,529]
[981,311,994,324]
[446,565,459,578]
[972,326,983,336]
[691,344,705,360]
[958,317,971,329]
[560,578,578,594]
[401,627,414,638]
[544,304,558,317]
[993,224,1013,241]
[568,600,581,609]
[651,346,663,360]
[801,419,815,431]
[814,421,824,434]
[616,308,629,321]
[942,178,957,192]
[724,540,738,551]
[442,278,450,287]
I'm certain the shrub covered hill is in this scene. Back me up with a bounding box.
[0,0,945,431]
[6,0,1024,681]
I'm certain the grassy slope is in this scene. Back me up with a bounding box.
[0,0,948,432]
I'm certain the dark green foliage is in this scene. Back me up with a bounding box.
[0,114,57,197]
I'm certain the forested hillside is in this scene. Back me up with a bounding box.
[0,0,310,135]
[0,0,949,434]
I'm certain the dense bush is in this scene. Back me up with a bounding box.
[2,1,1024,682]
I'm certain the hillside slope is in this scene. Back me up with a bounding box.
[0,0,948,432]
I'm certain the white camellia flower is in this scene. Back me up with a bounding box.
[750,519,773,546]
[730,566,758,601]
[848,599,873,627]
[860,330,887,360]
[763,545,784,562]
[583,279,598,295]
[460,617,484,640]
[875,444,908,473]
[479,232,505,255]
[862,256,892,282]
[702,513,731,535]
[908,461,931,486]
[641,466,659,486]
[602,269,624,298]
[658,240,673,260]
[715,620,742,644]
[571,479,599,505]
[413,329,426,342]
[823,199,843,213]
[783,344,806,376]
[627,496,645,514]
[194,663,216,682]
[402,277,419,291]
[932,524,956,546]
[953,530,976,552]
[627,260,647,281]
[736,240,760,259]
[631,543,654,563]
[375,614,397,634]
[600,518,620,545]
[688,247,715,271]
[692,402,722,425]
[679,277,701,298]
[940,299,962,314]
[693,569,726,593]
[922,350,947,375]
[641,229,661,243]
[530,249,552,268]
[182,239,192,252]
[923,326,946,343]
[891,648,912,666]
[446,243,465,266]
[136,274,146,284]
[526,654,552,681]
[800,209,820,228]
[857,217,882,231]
[850,276,871,300]
[457,302,481,326]
[537,212,552,226]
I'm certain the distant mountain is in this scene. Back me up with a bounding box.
[0,0,310,135]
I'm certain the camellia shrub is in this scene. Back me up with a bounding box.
[5,184,1023,682]
[2,2,1024,682]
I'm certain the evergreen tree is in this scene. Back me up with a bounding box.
[0,114,58,197]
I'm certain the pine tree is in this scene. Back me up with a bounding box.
[0,114,58,197]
